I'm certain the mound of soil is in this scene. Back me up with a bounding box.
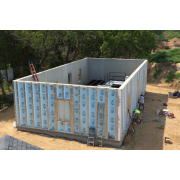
[147,62,180,89]
[168,37,180,47]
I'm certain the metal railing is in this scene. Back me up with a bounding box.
[87,72,126,86]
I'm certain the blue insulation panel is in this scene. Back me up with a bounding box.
[64,86,70,99]
[14,82,19,126]
[89,88,96,129]
[97,89,105,137]
[57,85,63,99]
[108,90,116,139]
[48,85,55,131]
[18,83,26,127]
[73,87,79,134]
[25,83,33,128]
[33,84,41,129]
[58,122,64,132]
[65,123,71,133]
[80,88,87,135]
[40,84,48,130]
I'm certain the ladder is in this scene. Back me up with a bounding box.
[28,62,39,82]
[96,103,105,147]
[87,127,96,146]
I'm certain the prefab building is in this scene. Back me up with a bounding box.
[13,58,147,147]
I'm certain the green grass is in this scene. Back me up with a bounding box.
[153,68,162,79]
[148,48,180,63]
[0,81,13,95]
[3,103,11,107]
[165,71,180,83]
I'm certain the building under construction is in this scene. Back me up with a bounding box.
[13,58,147,147]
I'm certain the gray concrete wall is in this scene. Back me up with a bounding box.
[18,58,89,85]
[18,58,145,86]
[87,58,145,82]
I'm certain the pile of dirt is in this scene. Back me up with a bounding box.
[158,37,180,50]
[147,62,158,83]
[147,62,180,89]
[159,41,169,49]
[168,37,180,47]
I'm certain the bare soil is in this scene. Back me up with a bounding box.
[121,84,180,150]
[0,84,180,150]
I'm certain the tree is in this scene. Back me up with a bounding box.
[100,30,158,59]
[9,30,64,71]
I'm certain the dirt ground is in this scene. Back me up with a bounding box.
[0,83,180,150]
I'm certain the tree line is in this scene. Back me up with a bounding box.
[0,30,158,95]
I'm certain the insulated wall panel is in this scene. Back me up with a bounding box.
[48,85,55,131]
[119,61,148,143]
[33,84,41,128]
[122,89,126,136]
[18,82,26,127]
[58,122,64,132]
[25,83,33,128]
[108,90,116,139]
[14,81,19,126]
[64,86,70,99]
[117,89,121,141]
[80,88,87,135]
[89,88,96,129]
[97,89,105,137]
[65,123,71,133]
[40,84,48,130]
[57,85,63,99]
[73,87,79,134]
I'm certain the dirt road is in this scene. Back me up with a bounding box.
[0,84,180,150]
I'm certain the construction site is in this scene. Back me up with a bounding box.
[2,29,180,150]
[9,58,147,148]
[0,60,180,149]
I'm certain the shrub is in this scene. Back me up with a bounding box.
[148,48,180,64]
[165,71,180,83]
[153,68,162,79]
[3,103,11,107]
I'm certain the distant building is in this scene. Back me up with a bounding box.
[0,68,14,81]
